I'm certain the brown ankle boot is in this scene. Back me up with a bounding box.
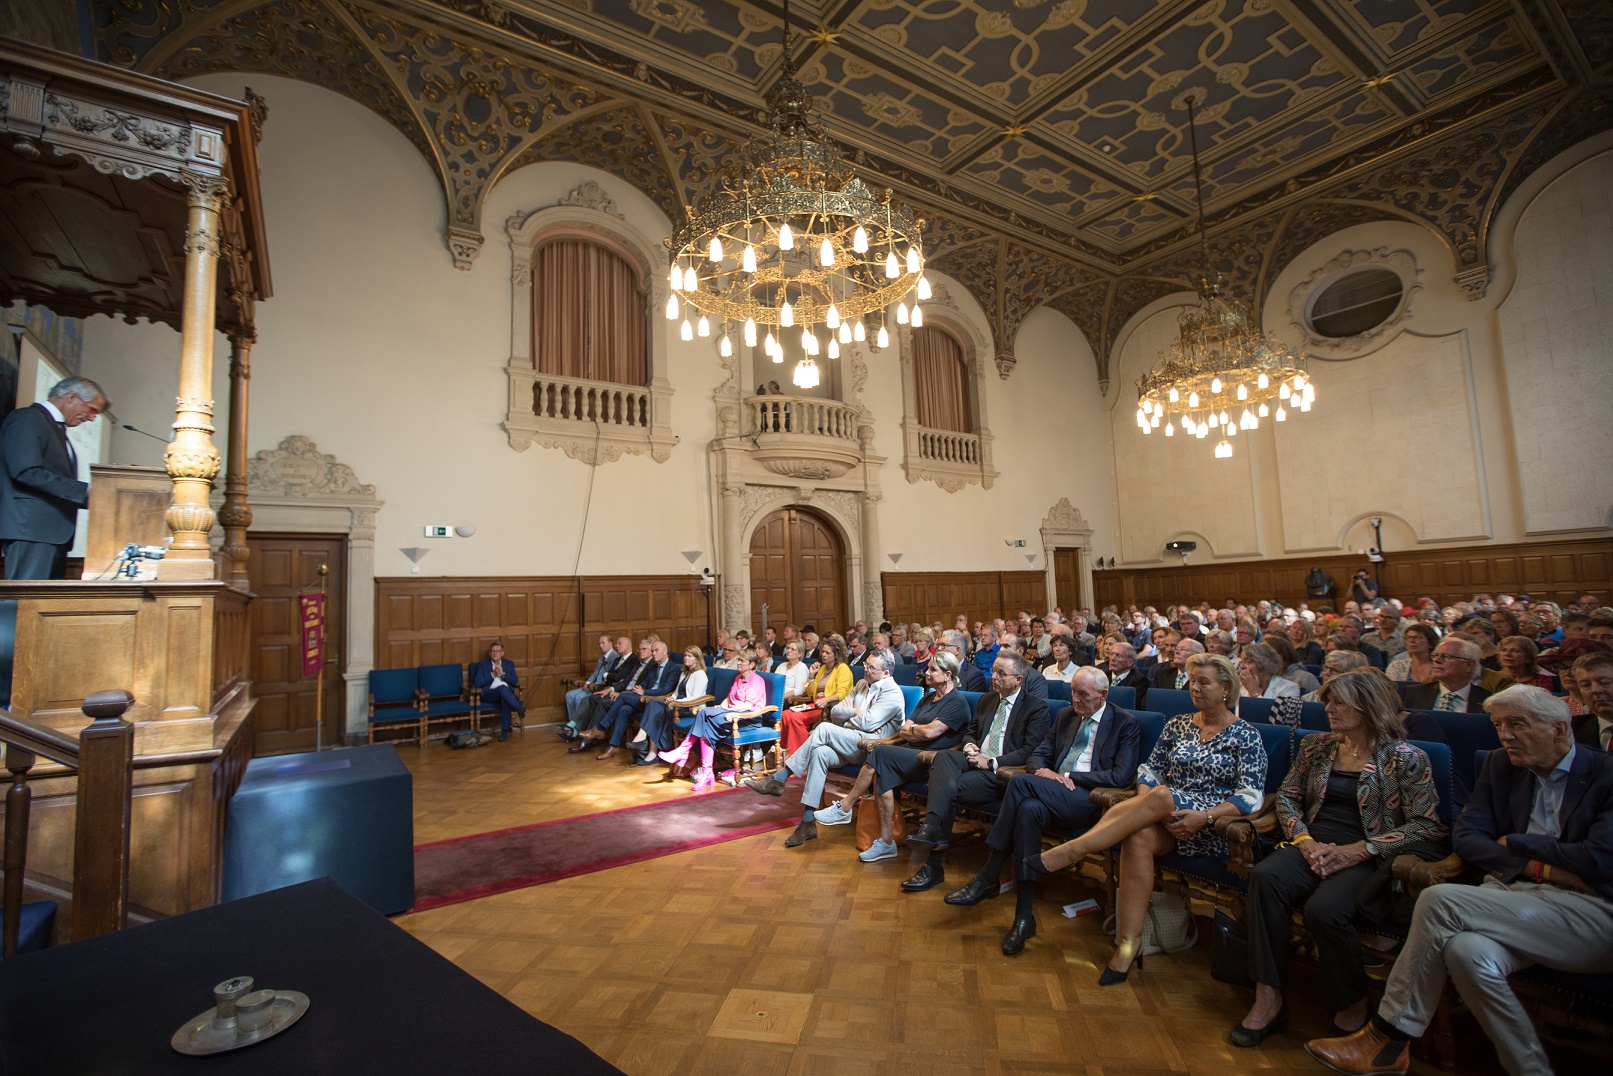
[1304,1022,1410,1075]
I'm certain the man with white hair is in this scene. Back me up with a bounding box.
[1401,638,1492,714]
[744,653,905,849]
[1307,686,1613,1076]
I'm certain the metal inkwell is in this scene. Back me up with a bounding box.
[172,976,310,1055]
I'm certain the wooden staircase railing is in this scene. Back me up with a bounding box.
[2,689,136,957]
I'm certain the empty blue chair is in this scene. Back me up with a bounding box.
[850,665,866,683]
[899,684,923,716]
[892,664,919,687]
[0,901,55,959]
[1146,688,1195,717]
[1239,697,1275,724]
[1045,679,1072,704]
[418,663,479,737]
[959,690,984,715]
[1298,701,1330,731]
[1107,685,1134,710]
[367,667,423,746]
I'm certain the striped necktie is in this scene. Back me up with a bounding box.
[1435,689,1462,712]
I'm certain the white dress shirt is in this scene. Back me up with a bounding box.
[980,689,1019,761]
[779,660,809,697]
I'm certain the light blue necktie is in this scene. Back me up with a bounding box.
[1058,716,1095,776]
[982,697,1010,758]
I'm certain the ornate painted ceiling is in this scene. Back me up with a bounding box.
[88,0,1612,380]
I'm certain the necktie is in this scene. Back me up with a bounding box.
[1435,689,1461,712]
[982,697,1010,758]
[58,423,77,473]
[1602,725,1611,751]
[1058,716,1096,775]
[1175,669,1188,689]
[626,662,647,689]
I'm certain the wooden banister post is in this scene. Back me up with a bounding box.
[3,744,36,959]
[71,690,136,941]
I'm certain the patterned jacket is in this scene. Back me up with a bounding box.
[1276,735,1447,857]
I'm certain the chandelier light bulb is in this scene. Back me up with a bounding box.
[1165,422,1175,437]
[744,318,757,347]
[1142,422,1152,435]
[1215,439,1232,459]
[1279,382,1291,399]
[1219,410,1230,425]
[1236,383,1247,400]
[683,266,697,292]
[668,265,682,291]
[906,246,920,274]
[697,315,710,337]
[1257,372,1269,389]
[665,293,679,320]
[885,251,899,278]
[1275,405,1288,421]
[896,302,909,325]
[1152,413,1161,428]
[819,237,834,266]
[877,325,889,349]
[1188,391,1199,408]
[792,358,815,388]
[719,335,732,357]
[1211,377,1223,393]
[680,318,693,341]
[853,320,866,342]
[1197,424,1208,439]
[1258,402,1269,417]
[852,226,868,253]
[1300,400,1312,412]
[1168,387,1179,403]
[1136,408,1147,426]
[708,236,723,263]
[826,304,840,329]
[917,276,932,300]
[780,299,794,327]
[778,222,793,249]
[910,304,923,327]
[743,245,757,273]
[1227,421,1237,436]
[1293,374,1305,391]
[765,329,776,351]
[839,321,852,343]
[1208,412,1219,428]
[828,338,840,359]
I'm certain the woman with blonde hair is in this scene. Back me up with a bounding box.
[777,636,852,754]
[1232,669,1446,1046]
[1025,653,1267,981]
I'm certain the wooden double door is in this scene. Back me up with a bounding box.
[246,534,347,756]
[748,507,847,636]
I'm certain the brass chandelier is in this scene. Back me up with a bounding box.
[666,0,926,391]
[1136,95,1314,457]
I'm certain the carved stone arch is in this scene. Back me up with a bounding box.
[897,303,998,493]
[1485,132,1613,308]
[1335,510,1420,552]
[724,484,867,634]
[502,181,677,464]
[1040,498,1095,612]
[231,436,382,739]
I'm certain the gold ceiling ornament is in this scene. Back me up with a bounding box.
[1135,92,1313,458]
[666,0,926,388]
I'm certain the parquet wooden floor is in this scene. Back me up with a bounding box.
[393,729,1443,1074]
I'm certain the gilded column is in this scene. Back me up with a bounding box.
[160,172,228,580]
[218,331,254,588]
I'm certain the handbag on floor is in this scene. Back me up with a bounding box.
[854,798,910,851]
[1106,889,1199,956]
[1209,909,1254,986]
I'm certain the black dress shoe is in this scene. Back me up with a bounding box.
[497,729,509,742]
[567,737,601,753]
[1228,1005,1288,1048]
[783,820,817,848]
[631,751,657,766]
[1020,853,1053,881]
[905,822,949,850]
[1001,916,1036,956]
[900,862,946,893]
[943,876,1001,907]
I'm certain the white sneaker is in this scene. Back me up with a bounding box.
[815,802,854,826]
[859,837,898,863]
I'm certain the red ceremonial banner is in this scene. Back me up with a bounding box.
[299,593,325,678]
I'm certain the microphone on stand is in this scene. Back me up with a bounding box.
[122,423,174,443]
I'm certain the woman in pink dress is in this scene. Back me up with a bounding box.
[658,648,770,790]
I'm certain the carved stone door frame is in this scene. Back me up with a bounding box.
[1040,498,1094,612]
[234,436,382,738]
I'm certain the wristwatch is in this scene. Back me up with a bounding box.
[988,758,998,773]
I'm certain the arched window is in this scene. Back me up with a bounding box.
[912,326,971,433]
[530,237,646,385]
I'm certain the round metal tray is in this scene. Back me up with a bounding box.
[171,991,310,1056]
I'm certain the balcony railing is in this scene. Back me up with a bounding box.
[532,373,650,428]
[746,395,860,441]
[916,426,981,465]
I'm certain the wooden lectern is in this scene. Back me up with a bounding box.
[80,465,173,580]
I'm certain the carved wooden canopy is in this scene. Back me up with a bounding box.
[85,0,1612,373]
[0,37,272,337]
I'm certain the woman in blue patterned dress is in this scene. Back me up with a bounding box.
[1027,653,1268,985]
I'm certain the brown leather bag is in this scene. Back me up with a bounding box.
[854,797,910,851]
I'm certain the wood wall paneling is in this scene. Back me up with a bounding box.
[881,571,1048,628]
[1090,537,1613,612]
[374,575,711,710]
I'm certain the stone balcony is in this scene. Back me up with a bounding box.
[744,394,867,480]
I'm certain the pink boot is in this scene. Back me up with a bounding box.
[657,737,693,768]
[688,741,717,791]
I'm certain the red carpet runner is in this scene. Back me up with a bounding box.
[412,783,806,911]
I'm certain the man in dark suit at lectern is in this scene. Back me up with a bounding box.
[0,377,107,579]
[472,642,525,742]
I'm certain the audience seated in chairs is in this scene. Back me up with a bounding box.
[1336,616,1385,668]
[1302,650,1371,702]
[845,631,870,667]
[996,633,1049,701]
[1401,637,1491,723]
[1289,618,1326,666]
[634,645,707,765]
[1233,669,1447,1048]
[657,646,770,791]
[1043,635,1090,684]
[1267,634,1320,694]
[1385,623,1438,684]
[563,633,616,735]
[1573,651,1613,752]
[562,635,632,739]
[822,652,974,863]
[901,651,1052,893]
[1151,637,1204,693]
[1361,605,1408,660]
[744,654,905,847]
[571,637,651,744]
[1025,654,1267,980]
[1099,639,1149,705]
[1239,642,1301,700]
[944,666,1144,953]
[583,639,683,760]
[471,642,525,742]
[1307,685,1613,1076]
[939,629,988,691]
[776,640,810,697]
[1498,635,1556,692]
[909,631,934,677]
[778,637,853,755]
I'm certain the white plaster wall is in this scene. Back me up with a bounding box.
[1497,149,1613,534]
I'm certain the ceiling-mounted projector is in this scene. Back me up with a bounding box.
[1164,541,1197,555]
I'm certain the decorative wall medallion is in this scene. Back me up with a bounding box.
[1288,247,1422,354]
[248,435,377,497]
[556,179,624,219]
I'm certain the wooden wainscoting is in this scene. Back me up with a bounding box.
[374,574,713,711]
[1091,537,1613,612]
[881,571,1048,628]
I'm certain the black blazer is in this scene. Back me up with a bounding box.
[1454,745,1613,901]
[1028,703,1144,790]
[959,662,988,693]
[601,652,643,691]
[1402,681,1492,714]
[1020,664,1049,702]
[0,403,88,545]
[1150,663,1186,690]
[1576,715,1608,752]
[1107,667,1149,707]
[963,690,1051,770]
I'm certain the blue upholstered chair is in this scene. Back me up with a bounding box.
[418,663,480,739]
[367,667,424,746]
[891,664,920,687]
[0,900,56,959]
[1144,688,1195,717]
[1106,684,1134,710]
[1045,679,1072,704]
[709,670,784,782]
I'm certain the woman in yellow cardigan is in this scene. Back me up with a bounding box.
[778,636,853,755]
